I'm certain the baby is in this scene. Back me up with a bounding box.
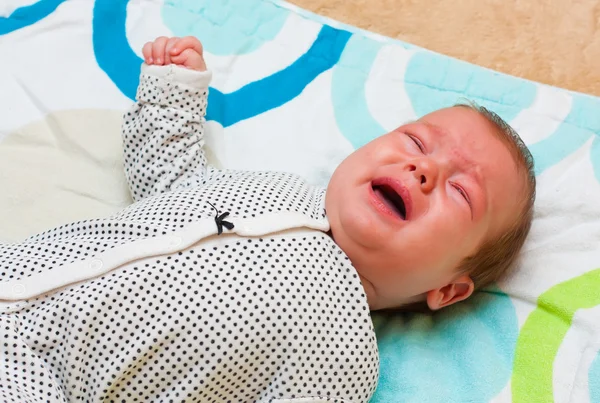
[0,36,535,402]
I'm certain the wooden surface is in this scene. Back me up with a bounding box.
[290,0,600,96]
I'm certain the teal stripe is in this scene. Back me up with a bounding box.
[529,95,600,176]
[590,352,600,403]
[404,51,536,122]
[371,288,517,402]
[163,0,289,56]
[331,35,386,149]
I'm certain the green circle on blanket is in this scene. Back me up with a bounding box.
[512,268,600,403]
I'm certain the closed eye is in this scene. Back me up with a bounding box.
[408,135,425,153]
[452,183,472,209]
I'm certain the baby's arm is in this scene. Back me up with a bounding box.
[122,36,214,202]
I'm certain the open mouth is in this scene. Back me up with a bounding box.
[372,182,407,220]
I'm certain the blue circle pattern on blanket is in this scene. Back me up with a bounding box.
[163,0,288,56]
[404,51,537,123]
[0,0,67,35]
[202,25,350,127]
[330,35,387,149]
[590,352,600,403]
[370,289,518,403]
[93,0,144,103]
[161,0,350,128]
[528,94,600,181]
[92,0,350,128]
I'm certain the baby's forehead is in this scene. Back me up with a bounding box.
[418,105,486,124]
[418,109,523,172]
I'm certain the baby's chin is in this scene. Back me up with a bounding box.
[331,211,381,252]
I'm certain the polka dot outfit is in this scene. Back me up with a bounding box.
[0,65,379,402]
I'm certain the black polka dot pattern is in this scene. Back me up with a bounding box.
[0,66,379,402]
[124,73,210,201]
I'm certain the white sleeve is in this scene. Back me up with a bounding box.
[122,63,214,202]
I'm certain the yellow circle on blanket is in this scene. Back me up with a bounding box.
[0,109,131,242]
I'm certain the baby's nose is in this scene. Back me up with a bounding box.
[410,157,439,192]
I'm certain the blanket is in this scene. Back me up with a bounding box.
[1,1,599,402]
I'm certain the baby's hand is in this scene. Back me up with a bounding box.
[142,36,207,72]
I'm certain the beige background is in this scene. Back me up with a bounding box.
[290,0,600,96]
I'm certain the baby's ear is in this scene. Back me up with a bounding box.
[426,275,474,310]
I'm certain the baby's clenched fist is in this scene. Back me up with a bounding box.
[142,36,206,71]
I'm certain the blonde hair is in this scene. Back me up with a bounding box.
[455,102,536,289]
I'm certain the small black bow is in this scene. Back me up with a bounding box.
[207,201,234,235]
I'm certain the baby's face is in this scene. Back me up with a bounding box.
[326,107,525,310]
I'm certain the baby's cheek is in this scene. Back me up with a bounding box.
[405,219,460,262]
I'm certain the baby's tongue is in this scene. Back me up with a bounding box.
[374,187,401,217]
